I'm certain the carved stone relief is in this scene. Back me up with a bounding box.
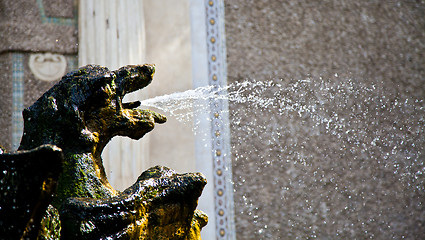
[29,53,67,82]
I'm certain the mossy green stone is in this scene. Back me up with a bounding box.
[15,64,206,239]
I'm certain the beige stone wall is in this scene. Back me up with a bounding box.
[225,1,425,239]
[143,0,196,173]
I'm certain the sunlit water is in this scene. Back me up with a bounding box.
[140,76,425,239]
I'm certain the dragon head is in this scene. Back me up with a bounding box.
[19,64,166,157]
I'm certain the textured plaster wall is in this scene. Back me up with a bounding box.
[226,1,424,98]
[0,0,77,150]
[0,0,77,53]
[225,1,425,239]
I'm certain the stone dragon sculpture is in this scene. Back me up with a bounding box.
[1,64,207,239]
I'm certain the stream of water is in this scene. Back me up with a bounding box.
[139,77,425,238]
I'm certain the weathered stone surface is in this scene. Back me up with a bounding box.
[0,144,63,239]
[60,166,207,239]
[11,64,207,239]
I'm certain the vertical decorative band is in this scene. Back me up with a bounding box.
[205,1,236,239]
[11,53,24,150]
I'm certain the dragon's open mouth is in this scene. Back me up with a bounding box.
[113,64,153,112]
[107,65,166,136]
[115,64,166,119]
[81,64,167,152]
